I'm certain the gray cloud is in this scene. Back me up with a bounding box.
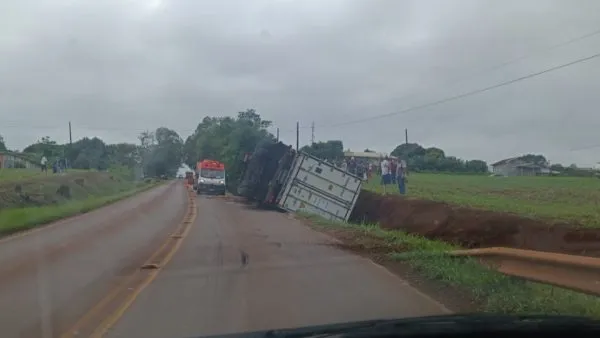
[1,0,600,167]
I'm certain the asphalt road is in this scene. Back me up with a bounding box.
[0,181,188,338]
[106,195,449,338]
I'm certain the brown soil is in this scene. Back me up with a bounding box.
[350,190,600,257]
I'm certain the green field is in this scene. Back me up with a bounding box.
[0,168,43,182]
[363,173,600,227]
[0,180,159,236]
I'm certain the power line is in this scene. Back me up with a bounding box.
[443,27,600,88]
[570,143,600,151]
[318,26,600,126]
[322,50,600,128]
[0,122,202,135]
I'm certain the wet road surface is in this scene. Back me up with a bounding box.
[0,182,187,338]
[106,195,449,338]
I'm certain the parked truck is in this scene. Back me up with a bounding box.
[238,140,362,222]
[195,159,227,195]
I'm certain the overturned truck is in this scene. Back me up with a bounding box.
[237,140,362,222]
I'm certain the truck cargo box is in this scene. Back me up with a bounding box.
[276,152,362,222]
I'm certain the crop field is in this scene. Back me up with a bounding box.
[363,173,600,227]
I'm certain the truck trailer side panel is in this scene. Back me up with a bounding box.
[277,153,362,222]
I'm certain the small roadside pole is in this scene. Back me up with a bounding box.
[296,122,299,151]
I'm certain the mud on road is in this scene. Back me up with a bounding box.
[350,190,600,257]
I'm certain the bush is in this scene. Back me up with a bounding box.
[56,184,71,198]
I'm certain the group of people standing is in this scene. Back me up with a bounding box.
[40,156,67,174]
[339,156,408,195]
[379,156,407,195]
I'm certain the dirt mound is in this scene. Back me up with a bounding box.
[350,191,600,257]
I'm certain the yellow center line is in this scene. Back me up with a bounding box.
[60,185,197,338]
[90,205,197,338]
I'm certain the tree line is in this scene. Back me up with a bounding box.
[0,128,184,180]
[391,143,488,174]
[300,140,489,174]
[514,154,599,177]
[5,110,595,182]
[182,109,274,193]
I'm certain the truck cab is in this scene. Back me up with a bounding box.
[196,160,226,195]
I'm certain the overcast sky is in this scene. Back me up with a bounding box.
[2,0,600,166]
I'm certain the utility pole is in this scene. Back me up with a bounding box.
[296,122,299,151]
[67,121,73,169]
[311,121,315,144]
[276,127,279,142]
[405,128,408,144]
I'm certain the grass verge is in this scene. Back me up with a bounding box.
[0,180,163,237]
[300,213,600,318]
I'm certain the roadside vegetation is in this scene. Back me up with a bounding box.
[364,173,600,226]
[301,213,600,318]
[0,167,162,237]
[0,179,159,236]
[0,168,46,182]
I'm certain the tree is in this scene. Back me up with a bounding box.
[141,128,183,177]
[301,140,344,161]
[391,143,426,159]
[106,143,140,168]
[424,147,445,160]
[23,136,62,158]
[0,134,6,151]
[550,163,564,172]
[68,137,109,170]
[465,160,488,173]
[182,109,275,192]
[516,154,548,167]
[390,142,487,174]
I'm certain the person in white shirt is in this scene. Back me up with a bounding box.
[380,156,391,194]
[40,156,48,173]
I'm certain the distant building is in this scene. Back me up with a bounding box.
[0,152,40,169]
[490,157,549,176]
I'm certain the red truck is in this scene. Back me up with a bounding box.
[195,159,226,195]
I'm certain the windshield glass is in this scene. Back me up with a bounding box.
[200,169,225,179]
[4,1,600,337]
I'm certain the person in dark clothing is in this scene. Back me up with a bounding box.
[348,157,357,175]
[396,160,408,195]
[390,159,398,184]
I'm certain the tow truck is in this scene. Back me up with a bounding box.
[195,159,227,195]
